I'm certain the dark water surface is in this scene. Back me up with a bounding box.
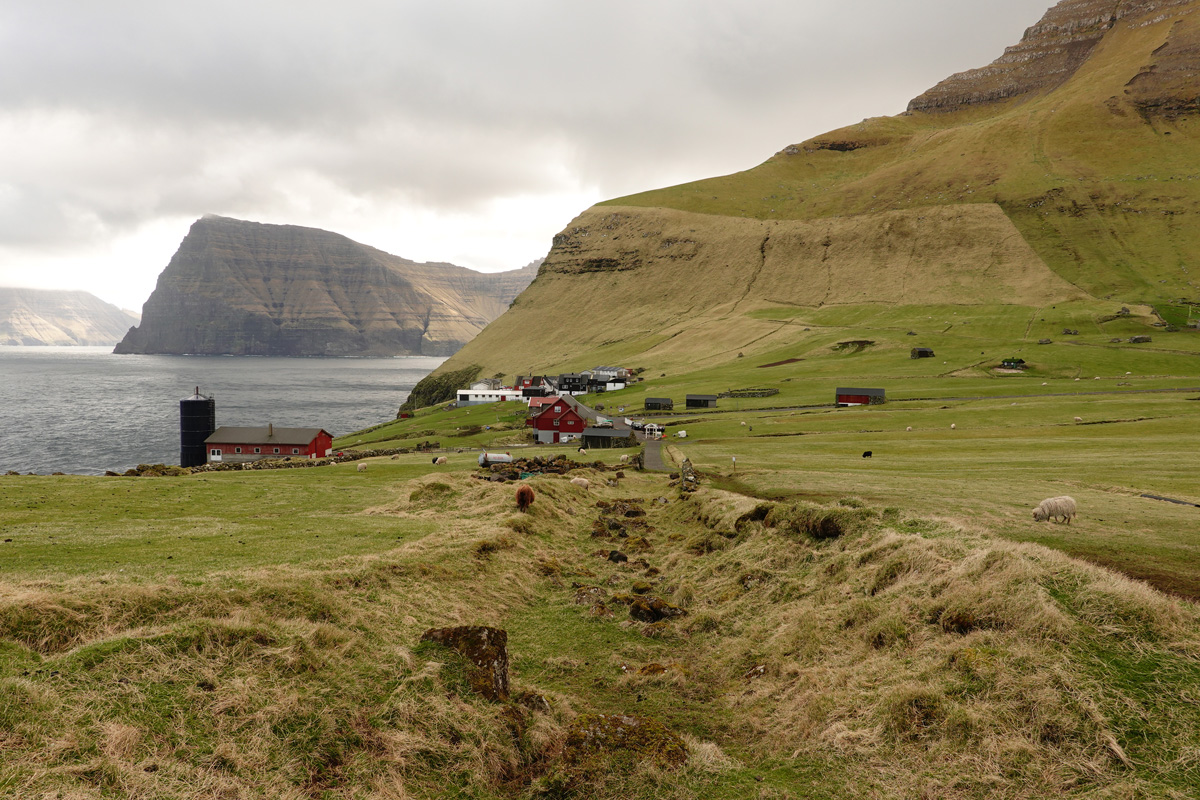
[0,347,443,475]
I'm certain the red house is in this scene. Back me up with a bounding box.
[525,396,559,426]
[205,424,334,464]
[530,400,586,444]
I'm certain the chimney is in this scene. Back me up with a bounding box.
[268,422,274,438]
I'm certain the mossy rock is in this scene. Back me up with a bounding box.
[628,596,686,623]
[419,625,509,701]
[562,713,687,769]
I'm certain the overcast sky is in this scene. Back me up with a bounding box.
[0,0,1054,310]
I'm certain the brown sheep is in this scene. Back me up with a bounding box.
[515,484,535,513]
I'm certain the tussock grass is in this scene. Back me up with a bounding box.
[3,464,1200,797]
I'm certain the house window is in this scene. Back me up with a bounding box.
[273,448,280,454]
[553,419,560,427]
[292,448,300,454]
[210,448,220,456]
[235,447,242,454]
[254,447,261,454]
[554,406,561,412]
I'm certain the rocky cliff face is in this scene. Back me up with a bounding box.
[909,0,1194,112]
[114,217,538,357]
[0,288,138,346]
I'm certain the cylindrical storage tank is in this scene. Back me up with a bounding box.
[180,388,216,468]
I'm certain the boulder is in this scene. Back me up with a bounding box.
[420,625,509,701]
[562,713,687,769]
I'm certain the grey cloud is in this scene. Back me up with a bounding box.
[0,0,1056,256]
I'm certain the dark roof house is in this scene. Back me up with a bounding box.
[205,425,333,464]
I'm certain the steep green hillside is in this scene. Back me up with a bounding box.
[417,0,1200,389]
[613,5,1200,303]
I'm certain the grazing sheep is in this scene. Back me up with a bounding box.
[1073,417,1082,423]
[1032,495,1077,524]
[950,424,956,430]
[357,463,367,473]
[740,421,746,427]
[515,484,535,513]
[620,455,629,464]
[435,456,448,465]
[571,477,590,491]
[862,451,873,458]
[577,447,587,456]
[905,426,912,432]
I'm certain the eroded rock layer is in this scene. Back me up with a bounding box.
[909,0,1194,112]
[114,217,537,357]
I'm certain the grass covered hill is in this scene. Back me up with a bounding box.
[3,439,1200,798]
[424,0,1200,386]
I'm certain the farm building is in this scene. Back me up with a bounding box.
[685,394,719,409]
[911,347,935,359]
[556,373,588,395]
[205,425,333,464]
[1000,357,1027,370]
[835,388,885,407]
[644,398,674,411]
[527,395,601,444]
[455,387,524,406]
[581,427,636,449]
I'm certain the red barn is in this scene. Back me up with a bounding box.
[835,388,886,407]
[205,424,334,464]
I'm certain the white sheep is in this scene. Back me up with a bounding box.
[741,421,746,426]
[357,463,367,473]
[619,455,629,463]
[905,426,912,432]
[950,423,956,430]
[577,447,587,456]
[571,477,590,491]
[1032,495,1076,524]
[434,456,448,465]
[1073,417,1082,423]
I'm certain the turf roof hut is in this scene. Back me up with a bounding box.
[644,398,674,411]
[911,347,935,359]
[835,388,885,407]
[685,394,719,409]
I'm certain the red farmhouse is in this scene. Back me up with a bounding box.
[205,425,334,464]
[530,400,586,444]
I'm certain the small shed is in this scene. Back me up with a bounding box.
[1000,358,1027,370]
[685,394,718,409]
[644,398,674,411]
[835,388,885,407]
[581,427,636,449]
[910,347,935,359]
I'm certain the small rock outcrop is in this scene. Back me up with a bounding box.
[420,625,510,701]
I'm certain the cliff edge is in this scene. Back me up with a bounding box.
[114,217,537,357]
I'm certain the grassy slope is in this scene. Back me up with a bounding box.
[610,12,1200,305]
[3,451,1200,798]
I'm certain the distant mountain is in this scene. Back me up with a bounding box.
[0,288,138,346]
[114,216,539,357]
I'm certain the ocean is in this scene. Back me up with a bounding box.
[0,347,444,475]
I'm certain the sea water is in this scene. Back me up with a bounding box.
[0,347,444,475]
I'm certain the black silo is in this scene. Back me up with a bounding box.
[180,388,216,468]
